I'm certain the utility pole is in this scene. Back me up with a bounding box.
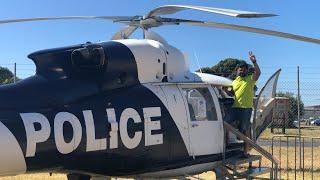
[14,63,16,83]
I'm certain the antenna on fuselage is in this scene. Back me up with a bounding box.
[143,29,147,39]
[194,51,202,73]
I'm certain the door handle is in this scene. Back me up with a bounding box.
[191,123,199,128]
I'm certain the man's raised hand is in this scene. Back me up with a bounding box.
[249,51,256,63]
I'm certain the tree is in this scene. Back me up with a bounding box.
[197,58,254,79]
[2,76,16,84]
[277,92,304,127]
[197,67,216,74]
[0,66,18,84]
[212,58,245,78]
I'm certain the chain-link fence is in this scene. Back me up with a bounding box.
[255,66,320,179]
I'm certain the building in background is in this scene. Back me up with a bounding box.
[304,105,320,120]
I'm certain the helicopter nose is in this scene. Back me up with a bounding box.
[0,121,26,176]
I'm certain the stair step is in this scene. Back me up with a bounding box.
[226,142,244,152]
[245,167,271,177]
[225,155,262,167]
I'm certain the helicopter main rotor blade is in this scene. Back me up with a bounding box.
[145,5,276,19]
[0,5,317,44]
[0,16,139,24]
[111,26,138,40]
[170,20,320,45]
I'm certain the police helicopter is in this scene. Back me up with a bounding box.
[0,4,319,180]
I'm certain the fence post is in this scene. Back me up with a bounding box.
[297,66,302,169]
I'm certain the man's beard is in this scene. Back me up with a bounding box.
[239,72,247,77]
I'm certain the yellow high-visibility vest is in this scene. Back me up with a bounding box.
[232,75,256,108]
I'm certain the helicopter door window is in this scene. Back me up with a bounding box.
[182,87,218,121]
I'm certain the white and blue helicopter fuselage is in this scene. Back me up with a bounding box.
[0,37,234,178]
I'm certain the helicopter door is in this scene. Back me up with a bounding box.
[179,85,223,156]
[160,85,192,156]
[253,69,281,141]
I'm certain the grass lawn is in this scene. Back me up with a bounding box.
[250,145,320,180]
[0,173,67,180]
[259,125,320,140]
[0,172,216,180]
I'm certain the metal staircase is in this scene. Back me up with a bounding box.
[219,122,279,180]
[224,154,271,179]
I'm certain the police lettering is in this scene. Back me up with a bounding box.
[20,107,162,157]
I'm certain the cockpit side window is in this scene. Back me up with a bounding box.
[182,87,218,121]
[212,85,235,121]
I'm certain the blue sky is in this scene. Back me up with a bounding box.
[0,0,319,105]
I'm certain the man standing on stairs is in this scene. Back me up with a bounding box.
[227,51,261,157]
